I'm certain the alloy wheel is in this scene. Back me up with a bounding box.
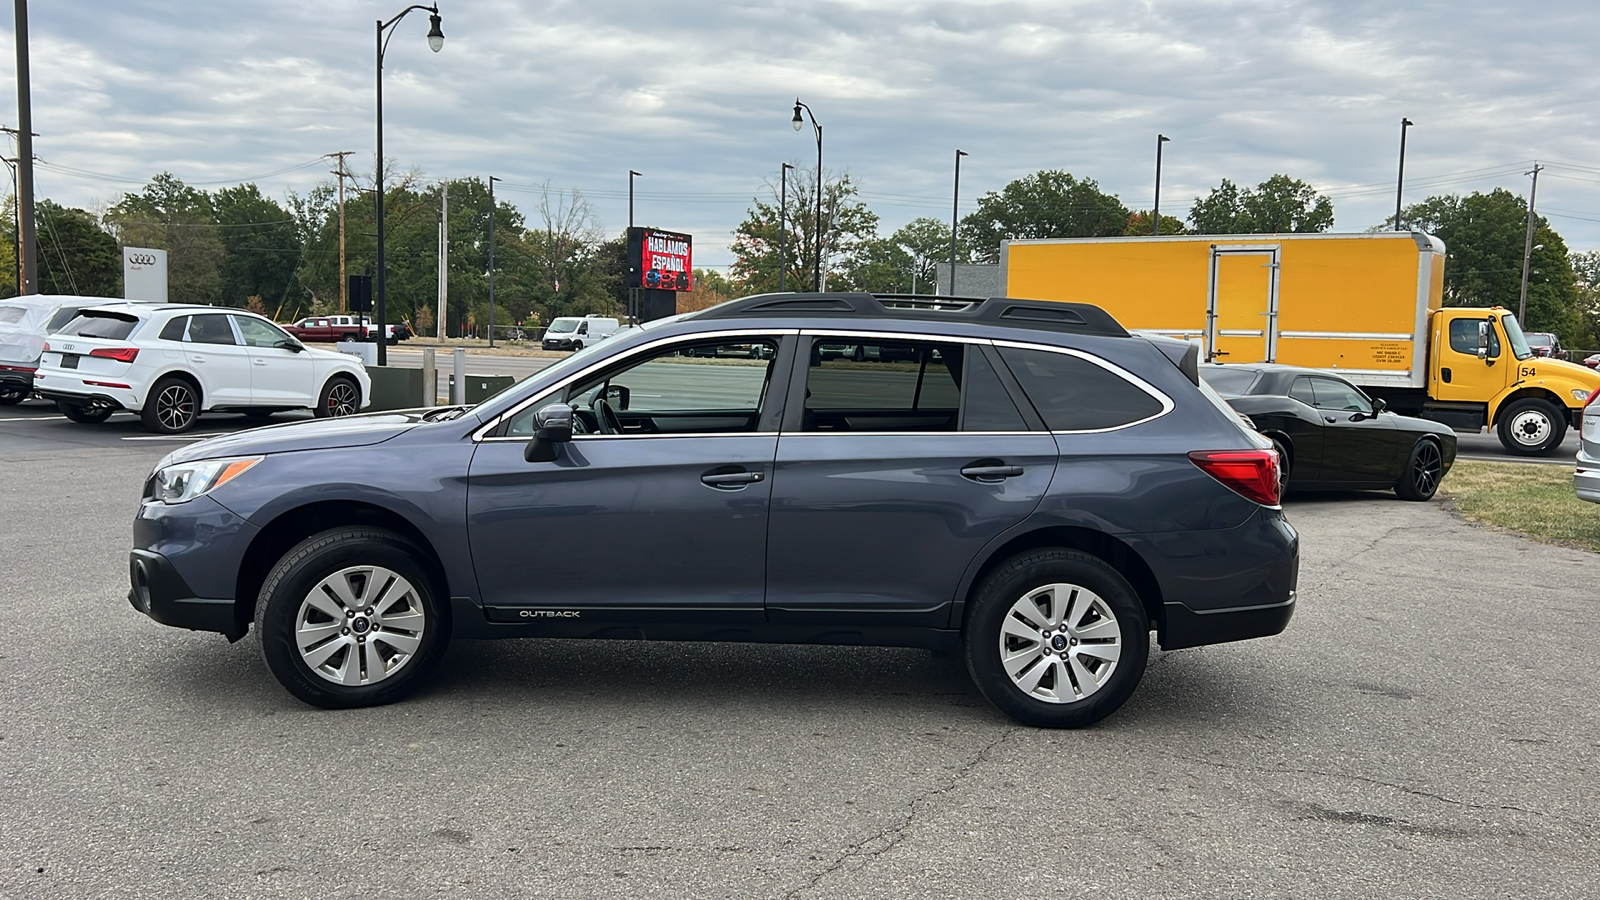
[326,382,358,417]
[1412,441,1442,496]
[295,565,427,686]
[998,582,1123,703]
[156,384,196,431]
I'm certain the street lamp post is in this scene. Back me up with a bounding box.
[1395,118,1413,230]
[949,149,968,295]
[488,175,499,348]
[628,169,641,323]
[792,99,823,292]
[779,162,794,292]
[1153,134,1170,236]
[375,3,444,366]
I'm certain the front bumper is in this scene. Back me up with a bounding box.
[129,494,255,636]
[128,549,239,635]
[543,339,579,350]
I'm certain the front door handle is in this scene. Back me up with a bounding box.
[961,463,1024,481]
[701,468,764,489]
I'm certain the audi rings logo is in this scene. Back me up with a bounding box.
[127,253,159,266]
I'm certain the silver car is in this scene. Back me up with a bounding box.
[1578,390,1600,502]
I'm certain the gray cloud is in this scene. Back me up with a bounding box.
[7,0,1600,270]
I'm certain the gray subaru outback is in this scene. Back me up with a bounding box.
[129,293,1297,728]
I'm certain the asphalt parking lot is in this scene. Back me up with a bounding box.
[1,409,1597,897]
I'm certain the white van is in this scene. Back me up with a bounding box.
[542,315,620,352]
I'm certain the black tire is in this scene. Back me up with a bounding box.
[243,408,275,421]
[1269,436,1292,499]
[851,345,866,362]
[315,376,360,418]
[572,341,583,352]
[140,377,200,433]
[0,383,26,405]
[57,400,114,423]
[255,528,450,709]
[964,548,1149,728]
[1395,438,1445,501]
[1495,398,1567,456]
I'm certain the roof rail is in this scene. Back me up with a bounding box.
[688,292,1128,338]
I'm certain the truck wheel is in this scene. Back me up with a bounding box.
[1496,398,1567,455]
[964,548,1149,728]
[254,528,450,709]
[1394,438,1444,501]
[140,377,200,433]
[58,400,114,423]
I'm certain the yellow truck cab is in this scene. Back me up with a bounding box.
[1000,232,1600,455]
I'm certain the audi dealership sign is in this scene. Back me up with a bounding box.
[123,247,168,303]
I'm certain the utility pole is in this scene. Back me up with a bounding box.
[326,151,353,312]
[0,124,30,295]
[1518,162,1544,323]
[14,0,36,294]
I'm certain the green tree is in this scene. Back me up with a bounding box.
[212,183,305,317]
[1122,211,1185,236]
[1188,175,1334,234]
[34,200,121,297]
[833,217,954,294]
[731,167,879,293]
[1400,189,1580,340]
[104,173,224,304]
[958,170,1129,263]
[1570,250,1600,347]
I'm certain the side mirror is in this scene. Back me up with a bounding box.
[1476,321,1489,360]
[1371,397,1387,415]
[605,384,630,411]
[524,403,574,463]
[277,339,304,353]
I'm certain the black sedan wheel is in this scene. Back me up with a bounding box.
[1395,439,1444,501]
[1270,437,1292,498]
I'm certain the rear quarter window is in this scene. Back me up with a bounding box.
[998,346,1166,431]
[0,307,25,325]
[55,312,140,341]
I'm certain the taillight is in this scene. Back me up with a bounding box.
[41,341,49,353]
[90,347,139,363]
[1189,449,1281,507]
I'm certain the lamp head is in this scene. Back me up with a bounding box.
[1402,117,1413,127]
[792,101,804,131]
[427,13,444,52]
[1159,133,1170,142]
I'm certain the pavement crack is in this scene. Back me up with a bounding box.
[785,728,1017,898]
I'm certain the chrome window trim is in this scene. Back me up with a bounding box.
[990,338,1175,434]
[800,328,990,345]
[471,328,796,442]
[777,431,1039,438]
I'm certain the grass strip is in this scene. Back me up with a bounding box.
[1442,460,1600,552]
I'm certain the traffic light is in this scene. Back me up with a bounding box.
[348,275,373,312]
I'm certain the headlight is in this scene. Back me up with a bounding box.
[149,456,263,504]
[1572,389,1593,403]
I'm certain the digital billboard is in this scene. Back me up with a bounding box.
[627,227,693,292]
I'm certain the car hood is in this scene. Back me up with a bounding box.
[161,410,434,464]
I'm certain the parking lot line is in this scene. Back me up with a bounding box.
[0,415,74,422]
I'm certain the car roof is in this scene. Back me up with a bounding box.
[688,292,1129,340]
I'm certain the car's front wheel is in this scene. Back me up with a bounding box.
[964,549,1149,728]
[1395,438,1444,501]
[315,377,360,418]
[255,528,450,709]
[141,377,200,433]
[58,400,114,423]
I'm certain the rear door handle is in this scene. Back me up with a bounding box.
[961,464,1024,481]
[701,469,764,488]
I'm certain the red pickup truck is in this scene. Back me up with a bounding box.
[282,315,410,345]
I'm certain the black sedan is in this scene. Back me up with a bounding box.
[1200,363,1457,501]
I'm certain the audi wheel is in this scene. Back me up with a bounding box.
[315,377,360,418]
[140,377,200,434]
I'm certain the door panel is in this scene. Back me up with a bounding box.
[234,315,315,406]
[765,433,1058,623]
[466,435,776,617]
[182,313,252,406]
[1433,315,1511,403]
[1308,377,1401,484]
[1210,250,1277,363]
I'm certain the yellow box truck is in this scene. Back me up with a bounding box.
[1001,232,1600,455]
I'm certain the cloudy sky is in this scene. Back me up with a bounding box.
[6,0,1600,272]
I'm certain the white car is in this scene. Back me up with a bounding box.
[0,294,113,404]
[1577,388,1600,503]
[33,303,372,434]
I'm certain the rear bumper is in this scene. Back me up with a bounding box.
[1577,446,1600,504]
[1161,593,1296,650]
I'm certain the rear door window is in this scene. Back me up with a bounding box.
[801,338,964,432]
[997,346,1166,431]
[187,314,240,345]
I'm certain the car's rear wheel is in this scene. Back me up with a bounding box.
[964,548,1149,728]
[0,383,26,405]
[1496,398,1567,455]
[315,377,360,418]
[141,377,199,433]
[1270,436,1292,498]
[58,400,114,423]
[1395,438,1444,501]
[255,528,450,709]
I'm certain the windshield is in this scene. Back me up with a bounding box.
[1198,366,1260,395]
[548,319,578,333]
[1498,314,1535,361]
